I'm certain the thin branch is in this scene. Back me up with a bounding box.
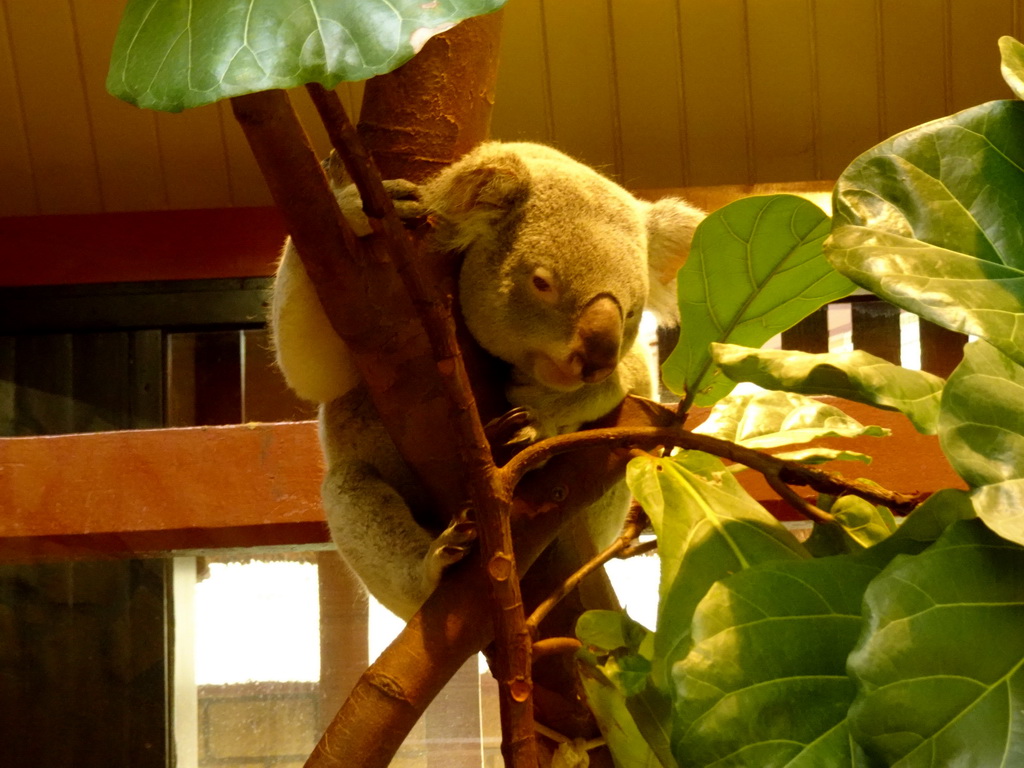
[763,470,836,525]
[532,637,583,659]
[620,538,658,559]
[304,84,538,768]
[527,504,647,632]
[502,410,923,516]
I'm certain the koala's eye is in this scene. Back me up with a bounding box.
[529,268,559,304]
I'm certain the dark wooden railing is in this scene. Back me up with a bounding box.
[783,295,968,377]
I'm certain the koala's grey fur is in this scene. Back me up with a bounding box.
[272,141,703,619]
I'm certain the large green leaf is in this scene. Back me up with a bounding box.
[662,195,856,409]
[938,340,1024,488]
[626,453,808,691]
[972,479,1024,548]
[711,344,945,434]
[694,389,889,449]
[831,496,897,549]
[579,665,668,768]
[576,612,677,768]
[672,556,879,768]
[828,99,1024,367]
[672,493,977,767]
[999,36,1024,99]
[848,519,1024,766]
[107,0,506,111]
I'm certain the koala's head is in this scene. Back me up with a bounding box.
[423,142,649,393]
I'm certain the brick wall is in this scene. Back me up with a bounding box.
[198,682,319,767]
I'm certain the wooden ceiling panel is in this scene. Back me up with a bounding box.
[610,0,688,188]
[5,0,103,215]
[0,4,35,216]
[71,0,166,212]
[0,1,1022,219]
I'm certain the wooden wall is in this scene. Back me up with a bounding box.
[1,1,1021,218]
[494,0,1023,186]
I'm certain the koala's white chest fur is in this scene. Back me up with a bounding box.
[271,141,703,619]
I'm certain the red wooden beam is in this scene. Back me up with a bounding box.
[0,207,285,287]
[0,421,326,561]
[0,402,964,562]
[0,184,832,289]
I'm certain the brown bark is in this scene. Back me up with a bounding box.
[358,10,505,182]
[230,89,470,527]
[307,78,542,767]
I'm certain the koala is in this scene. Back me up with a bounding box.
[272,141,703,619]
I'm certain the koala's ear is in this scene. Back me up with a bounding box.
[425,151,532,253]
[426,149,531,245]
[644,197,705,326]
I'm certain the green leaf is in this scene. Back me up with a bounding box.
[576,610,676,767]
[626,454,808,691]
[999,36,1024,99]
[107,0,506,112]
[848,519,1024,766]
[662,195,856,408]
[972,479,1024,547]
[694,389,890,449]
[804,519,859,557]
[805,495,899,556]
[577,610,649,656]
[772,447,873,466]
[831,495,896,549]
[938,340,1024,488]
[851,488,976,571]
[579,665,670,768]
[712,344,945,434]
[601,654,654,699]
[625,683,679,768]
[672,556,881,768]
[828,99,1024,367]
[671,496,974,768]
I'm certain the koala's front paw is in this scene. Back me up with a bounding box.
[423,508,477,588]
[336,179,425,236]
[485,406,541,465]
[382,179,426,222]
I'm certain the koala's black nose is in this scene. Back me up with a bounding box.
[580,360,616,383]
[575,296,622,383]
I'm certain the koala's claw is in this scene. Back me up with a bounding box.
[427,508,478,578]
[485,407,541,465]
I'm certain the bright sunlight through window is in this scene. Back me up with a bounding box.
[194,561,320,684]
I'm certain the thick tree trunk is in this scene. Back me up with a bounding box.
[357,11,506,183]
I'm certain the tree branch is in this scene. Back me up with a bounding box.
[503,400,923,516]
[527,503,647,633]
[293,86,538,768]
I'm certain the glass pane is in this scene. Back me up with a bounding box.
[173,550,505,768]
